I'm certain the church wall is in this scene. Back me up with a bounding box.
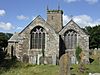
[78,34,89,51]
[7,42,18,58]
[78,34,89,63]
[59,20,89,64]
[17,17,59,64]
[7,10,90,64]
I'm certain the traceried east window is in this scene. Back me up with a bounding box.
[64,30,77,49]
[30,26,45,49]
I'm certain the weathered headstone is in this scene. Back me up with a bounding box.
[32,56,36,64]
[93,48,97,55]
[59,53,70,75]
[37,54,42,65]
[80,51,89,64]
[22,54,29,63]
[71,55,76,64]
[52,54,56,65]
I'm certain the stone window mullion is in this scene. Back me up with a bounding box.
[68,32,70,49]
[75,33,77,47]
[41,32,43,49]
[33,32,35,48]
[73,33,75,49]
[37,32,39,49]
[30,26,45,49]
[64,30,77,49]
[69,32,72,49]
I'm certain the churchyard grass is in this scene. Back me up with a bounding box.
[0,60,59,75]
[0,65,59,75]
[0,59,100,75]
[71,61,100,75]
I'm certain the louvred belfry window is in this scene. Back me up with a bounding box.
[31,26,45,49]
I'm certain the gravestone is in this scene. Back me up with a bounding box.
[52,54,56,65]
[39,56,44,64]
[59,53,70,75]
[32,56,36,64]
[80,51,89,64]
[37,54,42,65]
[71,55,76,64]
[22,54,29,63]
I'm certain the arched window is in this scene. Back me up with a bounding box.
[30,26,45,49]
[64,30,77,49]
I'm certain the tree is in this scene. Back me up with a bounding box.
[0,48,6,62]
[0,33,8,50]
[0,32,13,61]
[83,25,100,49]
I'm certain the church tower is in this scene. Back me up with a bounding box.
[47,9,63,33]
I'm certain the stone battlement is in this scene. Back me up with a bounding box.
[47,10,63,14]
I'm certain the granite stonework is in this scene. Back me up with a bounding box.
[59,20,89,64]
[47,10,63,33]
[7,9,89,64]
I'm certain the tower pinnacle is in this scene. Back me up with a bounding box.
[58,0,60,10]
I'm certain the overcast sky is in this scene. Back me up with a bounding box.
[0,0,100,33]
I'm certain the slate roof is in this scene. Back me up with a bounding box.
[8,32,19,42]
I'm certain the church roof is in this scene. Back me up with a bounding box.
[8,32,19,42]
[59,19,89,36]
[19,15,45,34]
[19,15,57,35]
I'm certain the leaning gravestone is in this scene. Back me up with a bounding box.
[59,53,70,75]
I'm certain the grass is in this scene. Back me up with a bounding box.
[71,64,100,75]
[0,59,59,75]
[1,65,59,75]
[0,58,100,75]
[71,58,100,75]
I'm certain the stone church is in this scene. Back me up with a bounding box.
[8,9,89,64]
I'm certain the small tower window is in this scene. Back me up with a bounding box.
[51,16,54,20]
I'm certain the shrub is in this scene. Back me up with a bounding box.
[75,46,82,63]
[0,48,6,62]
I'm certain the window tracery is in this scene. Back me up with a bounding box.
[64,30,77,49]
[30,26,45,49]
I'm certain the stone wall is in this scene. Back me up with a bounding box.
[7,10,90,65]
[7,42,19,57]
[17,16,59,64]
[47,10,63,33]
[59,20,89,64]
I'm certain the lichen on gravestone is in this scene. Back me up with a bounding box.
[59,53,70,75]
